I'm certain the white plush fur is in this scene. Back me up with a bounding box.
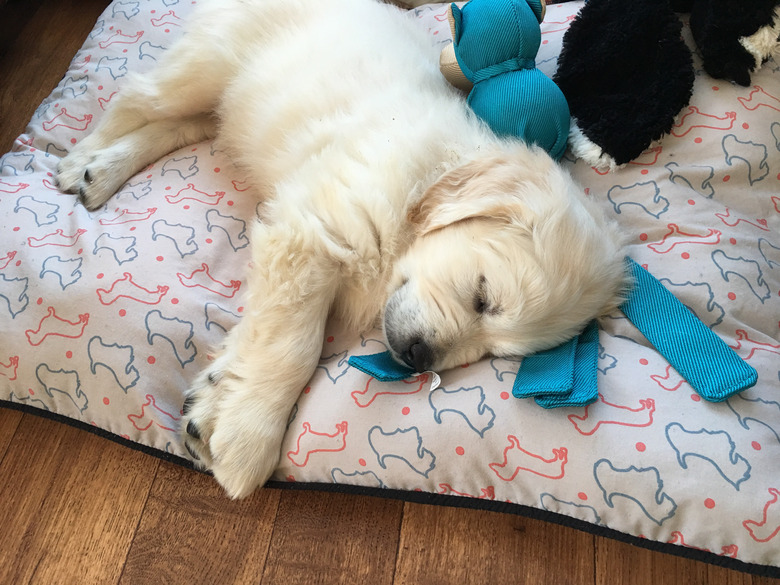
[56,0,626,498]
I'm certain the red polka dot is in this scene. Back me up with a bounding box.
[214,167,221,173]
[96,273,104,279]
[171,298,179,305]
[70,138,77,144]
[640,169,649,175]
[327,336,334,343]
[103,397,110,405]
[147,356,156,364]
[165,29,170,33]
[402,406,410,415]
[723,175,731,182]
[577,492,588,501]
[728,292,736,300]
[358,458,367,466]
[687,199,696,205]
[146,174,152,179]
[37,297,43,305]
[237,306,244,313]
[704,498,715,509]
[461,363,469,368]
[455,446,465,456]
[12,226,19,232]
[742,123,749,130]
[98,85,103,90]
[691,394,701,402]
[636,442,646,452]
[65,351,73,359]
[227,201,234,206]
[681,252,690,260]
[28,388,34,395]
[751,441,762,451]
[165,186,171,191]
[183,205,190,210]
[303,386,311,394]
[500,391,510,400]
[205,238,213,244]
[694,137,702,143]
[156,256,164,262]
[639,233,648,241]
[730,237,737,245]
[712,86,720,91]
[119,309,126,317]
[639,358,648,365]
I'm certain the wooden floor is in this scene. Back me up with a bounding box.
[1,2,777,583]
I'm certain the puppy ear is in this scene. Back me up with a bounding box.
[408,153,543,236]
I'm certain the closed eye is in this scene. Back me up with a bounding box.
[473,274,502,316]
[473,275,488,314]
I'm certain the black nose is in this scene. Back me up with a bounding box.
[402,340,433,373]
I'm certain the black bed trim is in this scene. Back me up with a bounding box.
[3,400,779,579]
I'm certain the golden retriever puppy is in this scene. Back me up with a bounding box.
[56,0,626,498]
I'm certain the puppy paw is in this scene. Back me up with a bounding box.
[56,146,129,210]
[180,357,287,499]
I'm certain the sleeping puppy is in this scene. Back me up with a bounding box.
[56,0,626,498]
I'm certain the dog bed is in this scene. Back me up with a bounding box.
[1,0,779,576]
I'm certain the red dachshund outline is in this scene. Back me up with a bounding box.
[671,106,736,137]
[25,306,89,346]
[647,223,721,254]
[286,421,348,467]
[489,436,568,481]
[177,263,241,298]
[98,29,144,49]
[0,251,17,270]
[97,272,169,305]
[568,394,656,436]
[729,330,780,361]
[738,85,780,112]
[42,107,93,132]
[99,207,157,225]
[27,228,87,248]
[165,183,225,206]
[0,356,19,380]
[743,488,780,543]
[351,374,429,408]
[128,393,180,432]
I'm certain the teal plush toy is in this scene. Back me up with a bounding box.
[439,0,570,160]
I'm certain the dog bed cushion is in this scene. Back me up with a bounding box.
[1,0,779,576]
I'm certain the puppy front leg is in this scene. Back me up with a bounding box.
[181,224,340,499]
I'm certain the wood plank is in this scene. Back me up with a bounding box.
[0,414,158,585]
[0,0,111,152]
[594,535,775,585]
[260,490,404,585]
[0,408,22,460]
[394,501,595,585]
[120,461,281,585]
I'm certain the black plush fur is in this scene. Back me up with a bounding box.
[554,0,694,166]
[684,0,780,87]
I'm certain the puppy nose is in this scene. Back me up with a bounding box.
[403,340,433,373]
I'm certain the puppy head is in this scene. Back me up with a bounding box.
[383,144,626,372]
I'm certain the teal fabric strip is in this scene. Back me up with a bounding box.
[622,258,758,402]
[535,320,600,409]
[348,351,414,382]
[512,334,577,398]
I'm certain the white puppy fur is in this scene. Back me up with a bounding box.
[56,0,626,498]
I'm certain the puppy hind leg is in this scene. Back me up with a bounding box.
[57,33,236,193]
[74,114,217,210]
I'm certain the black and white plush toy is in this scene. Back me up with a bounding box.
[553,0,780,171]
[675,0,780,87]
